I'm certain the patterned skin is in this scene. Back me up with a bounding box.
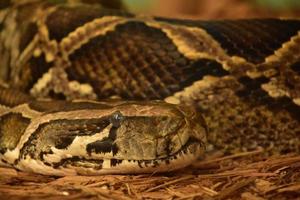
[0,0,299,175]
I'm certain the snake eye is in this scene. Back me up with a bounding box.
[110,111,125,127]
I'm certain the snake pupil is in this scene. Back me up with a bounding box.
[110,111,124,127]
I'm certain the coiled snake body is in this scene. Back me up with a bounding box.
[0,0,299,176]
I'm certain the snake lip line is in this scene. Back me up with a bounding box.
[113,137,205,174]
[119,138,199,165]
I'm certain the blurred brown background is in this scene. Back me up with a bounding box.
[125,0,300,19]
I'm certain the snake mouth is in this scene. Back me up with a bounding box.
[48,137,205,175]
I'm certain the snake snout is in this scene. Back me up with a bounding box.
[111,102,207,162]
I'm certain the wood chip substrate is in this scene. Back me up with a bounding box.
[1,151,300,200]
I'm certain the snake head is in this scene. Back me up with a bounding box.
[13,100,207,175]
[97,101,207,174]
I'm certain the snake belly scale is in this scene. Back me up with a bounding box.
[0,0,299,175]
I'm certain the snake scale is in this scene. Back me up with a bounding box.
[0,0,299,176]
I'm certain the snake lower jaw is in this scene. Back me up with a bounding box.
[79,139,205,175]
[14,138,204,176]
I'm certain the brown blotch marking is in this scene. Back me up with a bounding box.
[86,124,119,156]
[45,4,133,41]
[200,19,300,64]
[48,90,67,100]
[155,18,300,64]
[0,0,11,10]
[237,76,300,120]
[18,117,111,162]
[39,149,54,162]
[0,0,11,31]
[17,54,53,92]
[85,110,125,156]
[86,137,119,156]
[53,118,111,150]
[67,21,229,100]
[291,61,300,75]
[110,158,122,167]
[0,113,31,154]
[54,135,76,150]
[19,22,38,52]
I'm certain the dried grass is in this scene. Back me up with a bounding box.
[1,151,299,199]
